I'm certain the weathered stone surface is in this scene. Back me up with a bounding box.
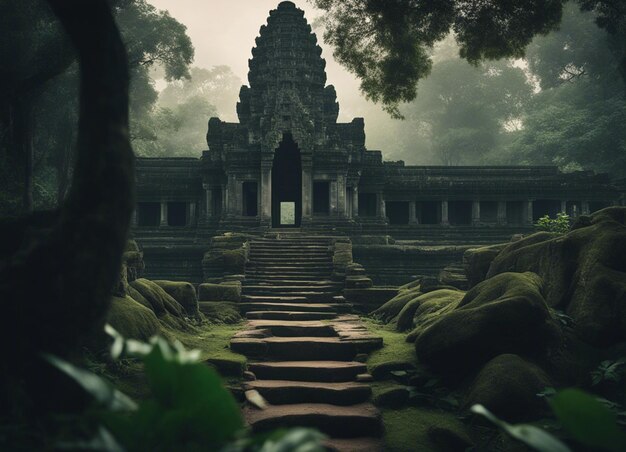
[130,278,185,318]
[438,263,469,290]
[463,243,507,288]
[198,282,241,302]
[415,272,560,376]
[248,361,367,382]
[370,361,416,380]
[198,301,242,324]
[406,289,465,342]
[488,208,626,346]
[464,354,552,422]
[245,380,371,405]
[344,287,399,308]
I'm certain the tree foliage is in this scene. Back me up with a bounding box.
[311,0,625,116]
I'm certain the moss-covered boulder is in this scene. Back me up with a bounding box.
[415,272,560,376]
[462,243,507,288]
[154,280,199,316]
[107,295,160,341]
[198,301,242,324]
[371,285,422,323]
[202,233,250,280]
[400,289,465,334]
[488,207,626,346]
[464,354,552,422]
[198,283,241,302]
[129,278,185,318]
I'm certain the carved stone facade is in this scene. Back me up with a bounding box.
[132,1,624,282]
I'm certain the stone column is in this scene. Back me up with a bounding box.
[472,201,481,226]
[330,180,338,215]
[235,179,243,216]
[581,200,590,215]
[497,201,507,225]
[301,156,313,220]
[337,174,347,217]
[560,200,567,214]
[261,162,272,222]
[352,186,359,218]
[441,200,449,225]
[380,198,386,219]
[204,186,213,219]
[525,200,534,225]
[409,201,418,224]
[226,174,238,215]
[221,186,227,217]
[131,208,138,227]
[189,202,196,225]
[160,201,168,226]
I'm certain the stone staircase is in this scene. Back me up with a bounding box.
[231,234,385,451]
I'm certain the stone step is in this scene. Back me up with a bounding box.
[248,360,367,382]
[249,248,331,254]
[243,284,339,292]
[244,279,340,286]
[244,380,371,405]
[241,295,308,303]
[242,290,338,301]
[244,270,332,278]
[246,311,338,321]
[239,302,343,313]
[323,437,384,452]
[248,257,332,263]
[231,336,357,360]
[246,262,334,269]
[243,403,382,438]
[247,320,337,337]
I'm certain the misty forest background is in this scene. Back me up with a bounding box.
[1,0,625,215]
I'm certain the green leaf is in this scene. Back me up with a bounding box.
[258,428,326,452]
[44,354,136,412]
[549,388,626,452]
[390,370,407,377]
[471,404,571,452]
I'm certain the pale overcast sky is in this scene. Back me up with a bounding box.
[147,0,374,123]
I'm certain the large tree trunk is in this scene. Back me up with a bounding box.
[0,0,134,419]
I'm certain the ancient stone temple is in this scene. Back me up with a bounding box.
[132,1,623,283]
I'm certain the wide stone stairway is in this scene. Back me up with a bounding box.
[230,234,385,451]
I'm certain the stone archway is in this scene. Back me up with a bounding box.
[271,133,302,228]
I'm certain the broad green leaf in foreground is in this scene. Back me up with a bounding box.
[471,404,571,452]
[549,388,626,452]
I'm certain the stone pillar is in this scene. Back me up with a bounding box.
[472,201,481,226]
[261,163,272,222]
[226,174,238,215]
[235,179,243,216]
[560,200,567,214]
[204,186,213,219]
[131,208,138,227]
[352,186,359,218]
[497,201,507,225]
[330,180,338,215]
[380,198,386,219]
[189,201,196,225]
[409,201,418,224]
[301,157,313,220]
[160,201,168,226]
[337,174,347,217]
[221,186,227,217]
[580,201,588,214]
[525,200,534,225]
[441,200,449,225]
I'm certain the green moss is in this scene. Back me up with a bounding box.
[198,301,242,324]
[154,280,199,316]
[130,278,185,317]
[397,289,463,332]
[363,319,417,376]
[406,290,465,342]
[107,295,160,341]
[383,407,469,452]
[198,283,241,302]
[371,286,422,323]
[161,321,247,377]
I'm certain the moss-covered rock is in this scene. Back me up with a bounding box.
[129,278,185,318]
[464,354,552,422]
[415,272,560,376]
[397,289,463,332]
[107,295,160,341]
[406,289,465,342]
[371,285,422,323]
[154,280,199,316]
[463,243,507,288]
[488,207,626,346]
[198,283,241,302]
[373,386,410,408]
[198,301,242,324]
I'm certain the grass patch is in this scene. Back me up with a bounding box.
[383,407,468,452]
[362,318,417,374]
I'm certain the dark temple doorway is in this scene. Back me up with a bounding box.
[272,133,302,227]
